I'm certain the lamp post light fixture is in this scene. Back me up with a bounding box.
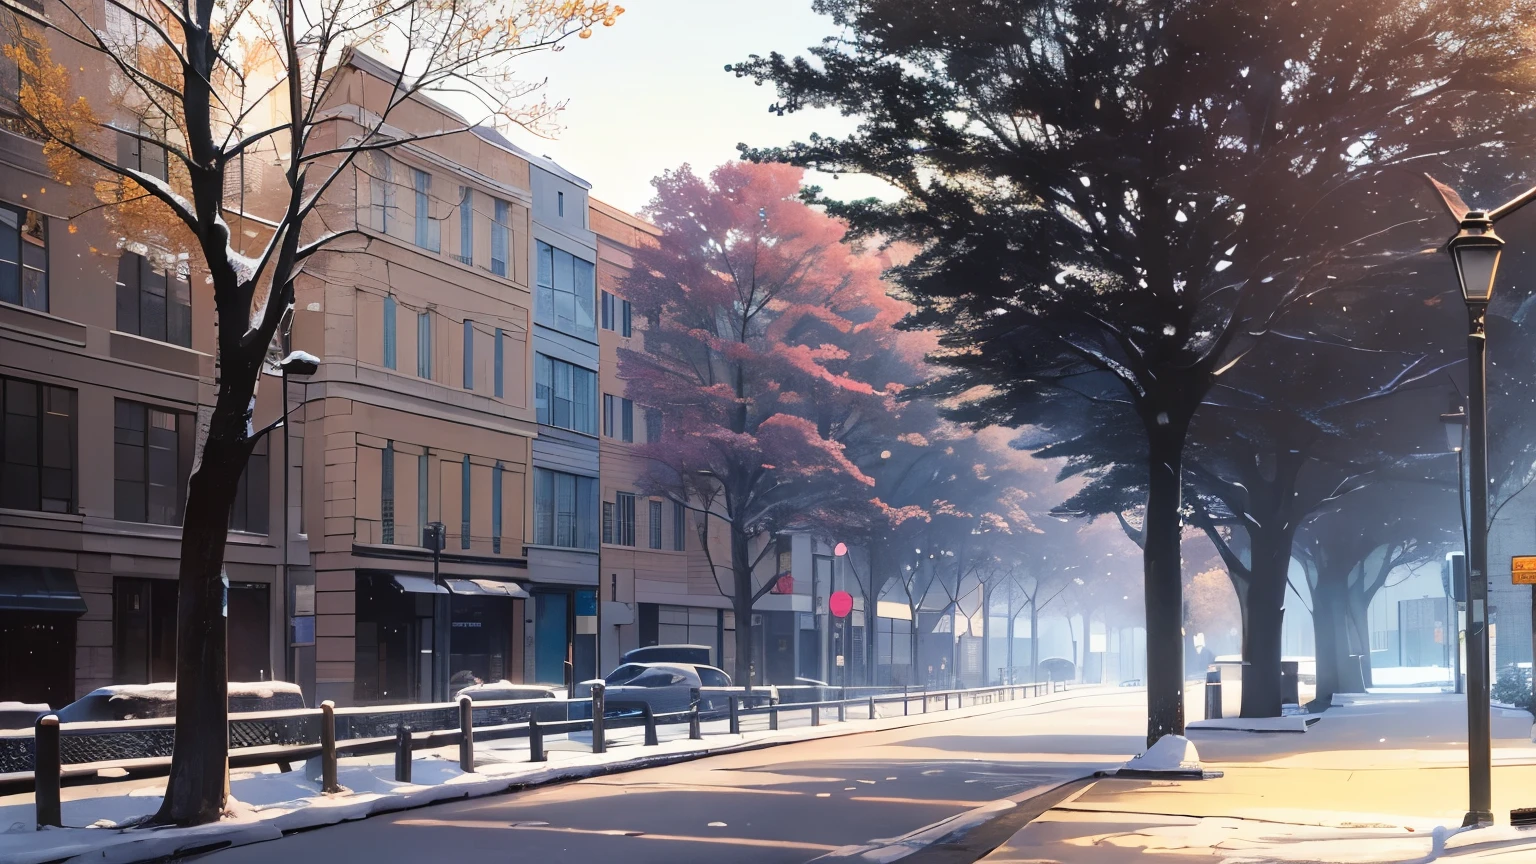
[1425,173,1536,827]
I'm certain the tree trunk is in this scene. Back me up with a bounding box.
[909,608,920,688]
[1239,525,1295,718]
[1143,421,1188,745]
[1344,592,1371,691]
[1030,596,1039,684]
[981,581,989,686]
[1310,572,1347,708]
[731,521,754,687]
[153,361,260,825]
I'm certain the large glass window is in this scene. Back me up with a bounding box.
[535,240,596,341]
[535,354,598,434]
[0,202,47,311]
[491,199,510,277]
[672,500,685,551]
[603,394,633,442]
[600,291,631,337]
[644,408,662,443]
[614,491,636,547]
[494,329,505,398]
[114,400,190,526]
[463,320,474,390]
[383,296,397,369]
[461,455,471,549]
[370,152,394,234]
[229,435,269,534]
[417,311,433,379]
[0,376,74,513]
[411,168,439,252]
[116,252,191,347]
[457,187,474,265]
[381,440,395,544]
[533,467,598,549]
[491,461,503,554]
[648,500,662,549]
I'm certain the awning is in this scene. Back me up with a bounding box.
[0,567,87,614]
[392,574,447,595]
[446,578,529,599]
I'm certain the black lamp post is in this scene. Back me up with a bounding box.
[1442,398,1468,697]
[423,521,450,702]
[1425,173,1536,827]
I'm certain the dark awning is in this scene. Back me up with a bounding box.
[392,574,447,595]
[0,567,87,614]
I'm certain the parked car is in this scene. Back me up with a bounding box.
[52,682,305,724]
[597,663,705,717]
[454,681,565,720]
[620,644,712,666]
[573,661,731,698]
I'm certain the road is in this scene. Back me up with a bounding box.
[196,689,1146,864]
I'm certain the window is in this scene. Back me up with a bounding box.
[494,329,505,398]
[380,441,395,544]
[229,436,269,534]
[535,354,598,434]
[116,253,191,347]
[113,401,189,526]
[461,455,471,549]
[457,187,474,265]
[557,190,565,217]
[600,291,632,337]
[0,377,75,513]
[417,311,433,379]
[649,500,662,549]
[603,394,633,442]
[116,124,167,182]
[644,408,662,444]
[492,461,503,554]
[491,198,510,277]
[672,501,685,551]
[535,240,596,340]
[602,501,613,545]
[0,202,47,311]
[463,320,474,390]
[533,467,598,549]
[417,452,429,530]
[411,168,439,252]
[614,491,636,547]
[383,296,397,369]
[370,152,394,234]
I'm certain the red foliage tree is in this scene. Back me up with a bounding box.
[619,161,904,684]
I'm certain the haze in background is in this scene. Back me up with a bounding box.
[498,0,896,212]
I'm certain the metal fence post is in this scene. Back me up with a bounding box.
[643,705,659,746]
[591,682,607,755]
[529,717,546,762]
[394,724,412,783]
[769,702,779,731]
[728,695,740,734]
[458,695,475,773]
[837,699,846,723]
[812,705,821,727]
[321,701,339,793]
[868,696,877,720]
[33,714,60,829]
[690,705,702,740]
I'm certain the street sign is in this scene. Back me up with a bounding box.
[1514,556,1536,585]
[829,590,853,618]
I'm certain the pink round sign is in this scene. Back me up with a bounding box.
[830,590,854,618]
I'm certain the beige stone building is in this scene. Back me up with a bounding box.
[0,0,288,708]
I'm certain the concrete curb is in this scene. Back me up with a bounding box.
[30,687,1114,864]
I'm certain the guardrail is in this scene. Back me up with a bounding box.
[8,679,1069,829]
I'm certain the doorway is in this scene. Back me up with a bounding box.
[114,577,178,684]
[534,592,569,685]
[228,581,271,682]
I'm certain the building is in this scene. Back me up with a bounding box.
[0,0,286,707]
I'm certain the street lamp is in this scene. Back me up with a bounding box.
[1442,397,1469,698]
[423,521,449,702]
[1425,173,1536,827]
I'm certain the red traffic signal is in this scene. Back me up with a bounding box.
[830,590,853,618]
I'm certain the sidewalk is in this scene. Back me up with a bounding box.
[980,693,1536,863]
[0,686,1109,864]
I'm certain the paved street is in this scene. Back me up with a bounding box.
[195,690,1145,864]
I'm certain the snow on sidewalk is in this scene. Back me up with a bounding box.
[0,687,1109,864]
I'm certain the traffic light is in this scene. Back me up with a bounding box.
[1443,552,1467,603]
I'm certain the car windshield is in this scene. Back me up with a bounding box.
[604,664,647,685]
[697,668,730,688]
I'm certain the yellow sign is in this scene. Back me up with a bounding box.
[1513,556,1536,585]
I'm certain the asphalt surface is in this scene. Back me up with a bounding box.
[195,690,1145,864]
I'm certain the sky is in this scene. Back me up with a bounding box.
[496,0,895,216]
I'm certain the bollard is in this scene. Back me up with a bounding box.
[458,695,475,773]
[33,714,61,829]
[394,724,412,783]
[811,704,820,727]
[1205,668,1223,720]
[689,705,702,740]
[728,695,740,734]
[591,682,607,754]
[321,700,339,793]
[643,705,659,746]
[529,717,546,762]
[837,699,846,723]
[769,702,779,731]
[868,696,877,721]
